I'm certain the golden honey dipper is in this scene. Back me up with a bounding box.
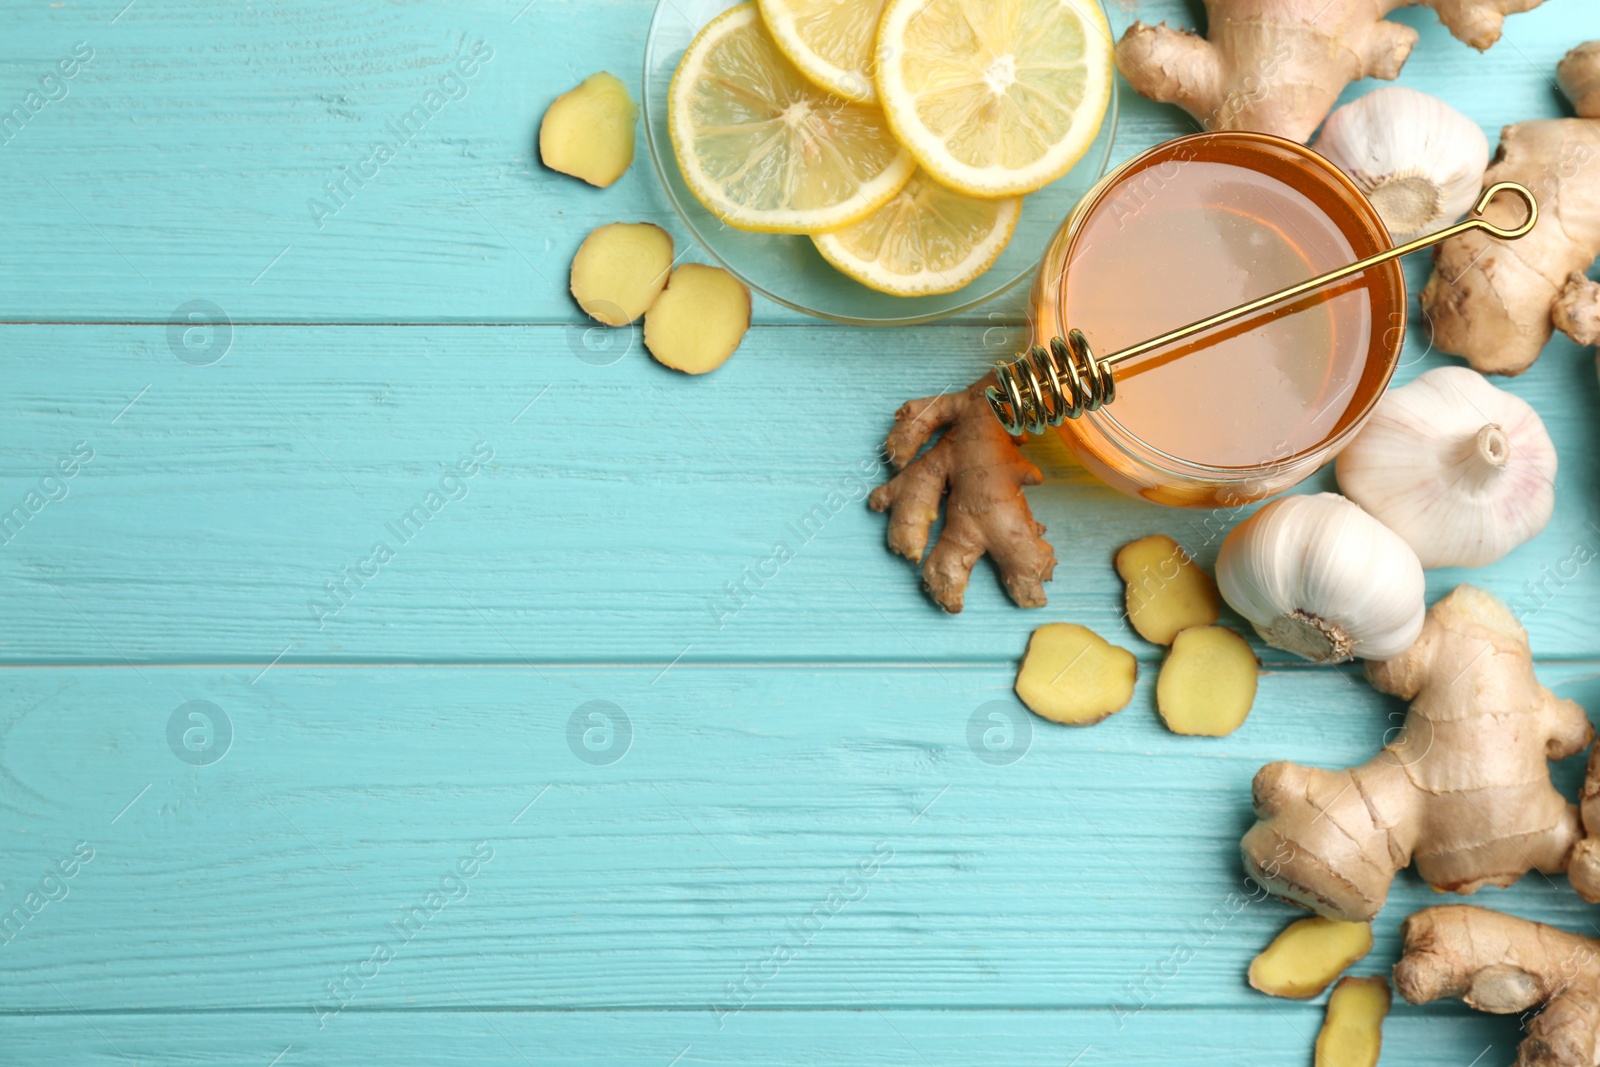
[986,181,1540,436]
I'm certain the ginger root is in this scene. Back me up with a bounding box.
[1249,917,1374,1000]
[1420,40,1600,374]
[1156,626,1258,737]
[643,265,751,375]
[1553,272,1600,348]
[1567,744,1600,903]
[1241,585,1592,922]
[869,376,1055,612]
[1014,623,1137,726]
[570,223,674,326]
[1396,905,1600,1067]
[1315,976,1390,1067]
[540,72,637,188]
[1115,535,1220,645]
[1563,40,1600,116]
[1114,0,1547,144]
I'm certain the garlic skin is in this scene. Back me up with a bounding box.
[1335,366,1557,569]
[1313,87,1490,241]
[1217,494,1425,664]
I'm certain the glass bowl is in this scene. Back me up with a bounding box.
[642,0,1145,325]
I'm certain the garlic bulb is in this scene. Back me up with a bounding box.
[1335,366,1557,569]
[1313,87,1489,241]
[1217,494,1425,664]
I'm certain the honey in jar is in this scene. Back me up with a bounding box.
[1029,132,1406,506]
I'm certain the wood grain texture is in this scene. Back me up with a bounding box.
[1,664,1596,1012]
[0,1011,1526,1067]
[0,321,1595,665]
[0,0,1579,324]
[1,0,1597,1062]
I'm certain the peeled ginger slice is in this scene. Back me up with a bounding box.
[1115,534,1220,645]
[1249,917,1373,999]
[540,72,637,188]
[570,223,674,326]
[1014,623,1137,726]
[644,264,751,375]
[1156,626,1258,737]
[1315,977,1390,1067]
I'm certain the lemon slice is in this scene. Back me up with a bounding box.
[812,169,1020,295]
[756,0,888,103]
[669,3,916,234]
[875,0,1113,197]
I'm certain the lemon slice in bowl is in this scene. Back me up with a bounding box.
[812,169,1021,295]
[756,0,888,103]
[669,2,916,234]
[875,0,1113,198]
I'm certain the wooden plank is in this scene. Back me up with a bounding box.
[1,5,1596,1066]
[0,1009,1523,1067]
[0,323,1595,665]
[0,0,1579,324]
[0,663,1594,1011]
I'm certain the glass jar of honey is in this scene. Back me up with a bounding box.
[1027,131,1407,507]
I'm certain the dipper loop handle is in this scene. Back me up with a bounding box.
[986,181,1539,436]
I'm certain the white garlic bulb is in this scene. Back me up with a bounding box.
[1313,86,1490,240]
[1335,366,1557,569]
[1217,494,1425,664]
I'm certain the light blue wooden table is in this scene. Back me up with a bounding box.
[1,1,1597,1063]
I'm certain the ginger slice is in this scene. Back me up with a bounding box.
[1115,535,1219,645]
[1156,626,1258,737]
[1249,917,1373,999]
[570,222,674,326]
[643,264,751,375]
[540,72,637,188]
[1014,623,1137,726]
[1314,977,1390,1067]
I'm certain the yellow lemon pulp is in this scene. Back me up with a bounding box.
[812,169,1020,295]
[669,3,915,233]
[756,0,889,103]
[875,0,1113,197]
